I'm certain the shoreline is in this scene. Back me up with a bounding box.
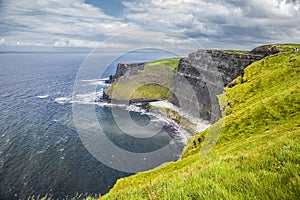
[100,96,210,138]
[149,100,211,135]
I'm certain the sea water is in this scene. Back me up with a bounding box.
[0,52,186,199]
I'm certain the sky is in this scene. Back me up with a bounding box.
[0,0,300,50]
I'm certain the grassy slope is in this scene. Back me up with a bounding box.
[106,58,180,101]
[101,45,300,200]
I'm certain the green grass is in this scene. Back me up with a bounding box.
[106,58,180,101]
[218,49,249,54]
[147,57,181,70]
[101,44,300,200]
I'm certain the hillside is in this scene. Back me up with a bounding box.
[101,44,300,199]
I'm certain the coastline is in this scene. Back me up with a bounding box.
[149,100,210,135]
[102,44,300,200]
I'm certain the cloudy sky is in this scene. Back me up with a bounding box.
[0,0,299,50]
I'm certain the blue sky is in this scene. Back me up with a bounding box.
[85,0,125,17]
[0,0,299,50]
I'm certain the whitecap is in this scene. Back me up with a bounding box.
[81,78,110,87]
[37,150,45,154]
[72,91,103,105]
[125,104,146,114]
[54,97,71,104]
[37,95,49,99]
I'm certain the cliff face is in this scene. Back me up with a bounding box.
[103,45,281,123]
[174,50,265,122]
[105,62,145,84]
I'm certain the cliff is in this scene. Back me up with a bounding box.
[172,50,266,122]
[105,62,146,84]
[103,58,179,103]
[102,44,300,200]
[103,45,281,123]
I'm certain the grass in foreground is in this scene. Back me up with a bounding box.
[101,45,300,200]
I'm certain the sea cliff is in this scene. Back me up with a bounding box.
[102,45,280,123]
[102,44,300,200]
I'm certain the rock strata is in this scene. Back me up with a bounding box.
[174,50,265,122]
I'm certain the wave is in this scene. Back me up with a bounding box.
[125,104,147,115]
[81,78,109,82]
[55,93,103,105]
[150,100,210,133]
[37,95,49,99]
[81,78,110,87]
[72,91,104,105]
[124,104,189,145]
[55,78,111,105]
[54,97,71,104]
[37,150,45,154]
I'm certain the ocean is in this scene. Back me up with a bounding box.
[0,52,186,199]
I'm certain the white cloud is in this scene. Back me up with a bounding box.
[122,0,300,48]
[1,0,299,49]
[0,0,137,47]
[0,38,5,45]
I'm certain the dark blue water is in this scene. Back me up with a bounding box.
[0,52,185,199]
